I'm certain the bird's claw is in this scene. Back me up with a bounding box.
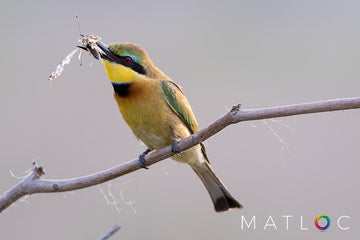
[172,140,181,155]
[138,149,151,169]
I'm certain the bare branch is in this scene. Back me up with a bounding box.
[98,224,121,240]
[1,97,359,213]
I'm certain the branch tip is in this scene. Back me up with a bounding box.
[32,162,45,178]
[230,104,241,113]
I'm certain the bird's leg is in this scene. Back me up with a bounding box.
[138,148,151,169]
[171,140,181,155]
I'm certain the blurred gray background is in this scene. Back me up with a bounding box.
[0,0,359,239]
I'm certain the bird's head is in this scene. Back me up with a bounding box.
[96,41,162,84]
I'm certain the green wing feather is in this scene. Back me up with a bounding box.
[161,80,198,134]
[161,80,209,162]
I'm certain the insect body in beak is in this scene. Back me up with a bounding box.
[75,15,102,60]
[77,34,102,60]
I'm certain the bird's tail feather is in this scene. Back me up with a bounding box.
[193,162,243,212]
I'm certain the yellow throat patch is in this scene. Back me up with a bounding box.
[101,59,137,83]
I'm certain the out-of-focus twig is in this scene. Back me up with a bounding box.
[98,224,121,240]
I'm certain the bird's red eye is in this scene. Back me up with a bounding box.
[124,56,132,63]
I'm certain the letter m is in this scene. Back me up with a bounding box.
[241,216,256,230]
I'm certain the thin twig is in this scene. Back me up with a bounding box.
[0,97,359,213]
[98,224,121,240]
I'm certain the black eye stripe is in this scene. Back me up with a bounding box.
[103,50,146,75]
[119,55,146,75]
[131,62,146,75]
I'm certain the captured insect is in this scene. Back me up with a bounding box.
[75,14,102,61]
[78,34,101,60]
[48,14,103,81]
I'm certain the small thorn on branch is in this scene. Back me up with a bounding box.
[228,104,242,123]
[32,161,45,178]
[231,104,241,113]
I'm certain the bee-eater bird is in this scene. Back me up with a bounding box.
[95,41,242,212]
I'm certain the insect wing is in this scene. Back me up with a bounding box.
[48,48,79,81]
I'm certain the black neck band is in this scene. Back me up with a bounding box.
[112,82,131,97]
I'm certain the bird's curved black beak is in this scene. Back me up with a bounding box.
[96,41,121,64]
